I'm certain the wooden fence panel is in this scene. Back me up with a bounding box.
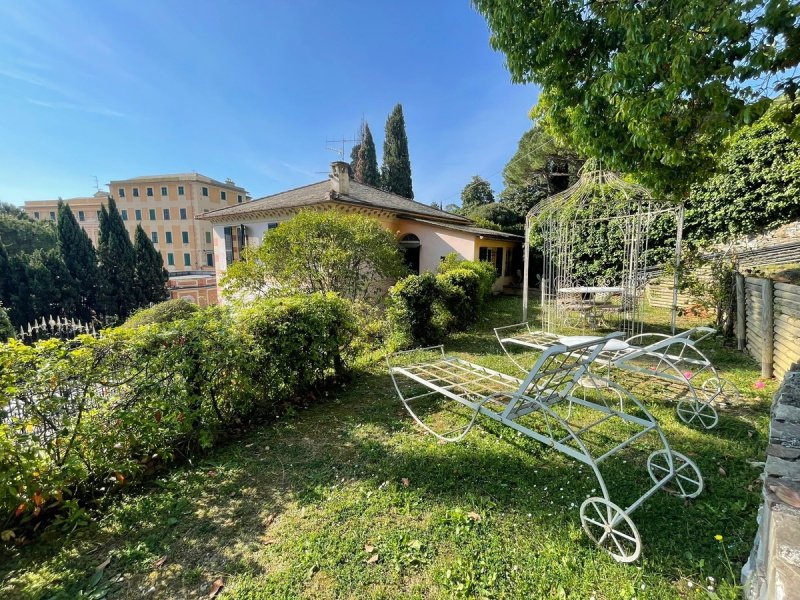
[774,288,800,379]
[745,279,765,363]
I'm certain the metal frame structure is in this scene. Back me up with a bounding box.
[522,161,683,336]
[495,324,740,429]
[387,335,703,563]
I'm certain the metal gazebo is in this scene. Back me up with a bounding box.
[521,161,684,336]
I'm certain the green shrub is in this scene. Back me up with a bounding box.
[388,263,490,349]
[0,293,353,529]
[0,304,13,341]
[436,268,480,326]
[123,298,199,328]
[438,253,496,305]
[387,273,447,348]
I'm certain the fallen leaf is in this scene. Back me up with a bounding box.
[770,484,800,509]
[263,538,276,545]
[718,466,727,477]
[154,410,162,423]
[364,543,375,553]
[401,478,410,487]
[366,553,379,564]
[96,557,111,572]
[153,555,168,568]
[1,530,15,542]
[115,473,126,485]
[209,578,224,598]
[264,513,275,527]
[467,511,482,522]
[14,503,26,518]
[32,491,43,507]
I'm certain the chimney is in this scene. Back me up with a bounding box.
[330,161,350,196]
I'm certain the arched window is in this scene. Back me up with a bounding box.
[399,233,421,274]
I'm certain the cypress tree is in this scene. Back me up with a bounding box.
[97,197,137,318]
[381,103,414,198]
[134,224,170,306]
[0,238,9,311]
[57,201,98,319]
[349,143,361,178]
[355,122,380,187]
[25,249,79,319]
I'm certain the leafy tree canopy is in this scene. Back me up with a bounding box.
[0,215,57,256]
[474,0,800,195]
[222,209,407,302]
[353,122,381,187]
[134,224,170,306]
[687,101,800,241]
[503,123,582,194]
[460,176,495,211]
[0,202,27,219]
[381,103,414,199]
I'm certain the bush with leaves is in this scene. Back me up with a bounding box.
[437,268,481,326]
[222,209,407,302]
[438,253,496,306]
[0,292,353,530]
[123,298,200,328]
[0,304,13,341]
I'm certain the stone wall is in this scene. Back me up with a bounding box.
[742,365,800,599]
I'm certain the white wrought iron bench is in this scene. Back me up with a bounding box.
[494,324,739,429]
[387,335,703,563]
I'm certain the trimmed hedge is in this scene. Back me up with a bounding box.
[388,257,496,348]
[0,293,354,526]
[122,297,200,328]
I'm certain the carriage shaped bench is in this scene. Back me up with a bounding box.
[494,324,740,430]
[387,335,704,562]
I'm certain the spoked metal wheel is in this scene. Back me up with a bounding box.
[701,377,740,406]
[580,497,641,563]
[647,450,704,498]
[676,397,718,429]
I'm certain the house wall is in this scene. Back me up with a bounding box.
[209,207,521,299]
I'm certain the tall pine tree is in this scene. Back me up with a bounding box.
[97,197,137,319]
[134,224,170,306]
[381,104,414,199]
[354,122,380,187]
[57,201,98,319]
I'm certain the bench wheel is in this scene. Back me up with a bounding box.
[676,398,718,429]
[647,450,703,499]
[580,497,641,563]
[701,377,740,406]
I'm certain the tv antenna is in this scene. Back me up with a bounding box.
[92,175,99,191]
[325,127,362,159]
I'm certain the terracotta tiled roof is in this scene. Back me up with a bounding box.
[197,180,472,224]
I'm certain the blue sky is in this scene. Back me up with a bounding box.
[0,1,539,206]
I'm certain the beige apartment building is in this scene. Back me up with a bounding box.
[109,173,248,274]
[24,191,108,246]
[24,173,249,305]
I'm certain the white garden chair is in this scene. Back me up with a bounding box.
[495,324,740,429]
[387,335,703,563]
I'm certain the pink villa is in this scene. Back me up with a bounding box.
[197,162,523,297]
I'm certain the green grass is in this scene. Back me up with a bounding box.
[0,296,775,599]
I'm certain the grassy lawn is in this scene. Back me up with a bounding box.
[0,296,775,599]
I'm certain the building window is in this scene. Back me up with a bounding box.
[178,185,185,196]
[237,194,243,203]
[167,253,174,266]
[135,209,142,220]
[478,247,505,277]
[33,212,39,219]
[180,208,187,220]
[49,211,56,220]
[132,188,139,197]
[267,222,278,231]
[163,208,170,220]
[118,188,125,198]
[146,187,153,197]
[161,186,168,196]
[220,190,227,201]
[206,253,214,267]
[201,186,208,197]
[223,225,246,264]
[165,231,172,244]
[149,208,156,220]
[205,231,212,244]
[151,231,158,243]
[78,211,85,222]
[182,231,189,244]
[121,209,128,221]
[183,253,191,266]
